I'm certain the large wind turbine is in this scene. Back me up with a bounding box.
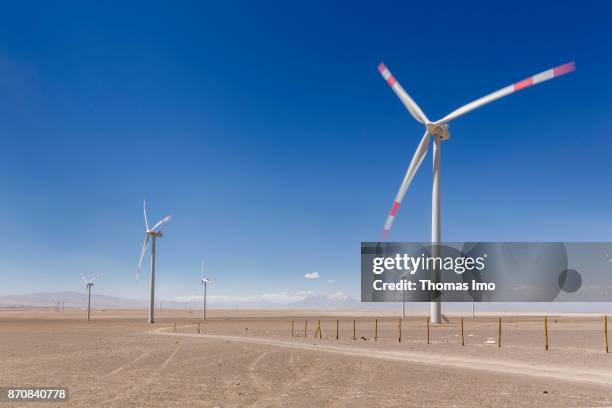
[377,61,575,323]
[80,273,99,321]
[201,261,210,321]
[137,201,172,324]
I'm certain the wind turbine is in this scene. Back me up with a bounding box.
[377,61,575,323]
[137,201,172,324]
[201,261,210,321]
[80,273,99,321]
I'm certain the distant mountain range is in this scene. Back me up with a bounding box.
[0,291,148,309]
[0,291,365,310]
[2,292,612,313]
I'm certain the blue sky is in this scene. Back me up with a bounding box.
[0,1,611,302]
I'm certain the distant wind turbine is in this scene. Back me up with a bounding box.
[80,273,99,321]
[201,261,210,321]
[137,200,172,324]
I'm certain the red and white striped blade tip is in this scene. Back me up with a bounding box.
[513,61,575,92]
[377,62,397,87]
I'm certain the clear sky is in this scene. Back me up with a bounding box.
[0,1,611,302]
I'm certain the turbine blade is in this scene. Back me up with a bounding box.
[381,131,431,241]
[378,63,429,124]
[143,200,150,231]
[80,273,88,285]
[201,261,204,283]
[90,274,100,283]
[151,215,172,231]
[137,234,150,279]
[436,61,575,125]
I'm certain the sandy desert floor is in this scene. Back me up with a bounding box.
[1,309,612,407]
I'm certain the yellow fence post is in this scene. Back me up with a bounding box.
[173,322,176,334]
[498,317,502,348]
[291,320,294,338]
[304,320,307,339]
[426,317,430,344]
[314,320,323,339]
[197,321,201,334]
[544,316,549,351]
[460,317,464,346]
[336,319,339,340]
[353,319,356,341]
[375,319,378,341]
[605,315,609,354]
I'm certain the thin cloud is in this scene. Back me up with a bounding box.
[304,272,320,280]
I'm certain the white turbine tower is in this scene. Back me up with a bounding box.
[377,61,575,323]
[201,261,210,321]
[80,273,99,321]
[137,201,172,324]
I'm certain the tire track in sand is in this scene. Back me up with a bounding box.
[105,345,181,404]
[247,351,269,394]
[155,331,612,388]
[106,348,155,377]
[248,350,332,407]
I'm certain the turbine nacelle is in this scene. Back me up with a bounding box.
[426,123,450,141]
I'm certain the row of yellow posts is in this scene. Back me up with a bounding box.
[172,321,202,334]
[544,315,606,353]
[290,316,610,352]
[170,316,609,353]
[292,318,358,340]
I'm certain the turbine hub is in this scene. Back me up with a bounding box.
[428,124,450,140]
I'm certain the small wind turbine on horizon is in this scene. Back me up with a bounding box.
[377,61,575,323]
[201,261,210,321]
[80,273,99,321]
[137,200,172,324]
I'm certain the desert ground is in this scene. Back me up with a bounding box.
[1,309,612,407]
